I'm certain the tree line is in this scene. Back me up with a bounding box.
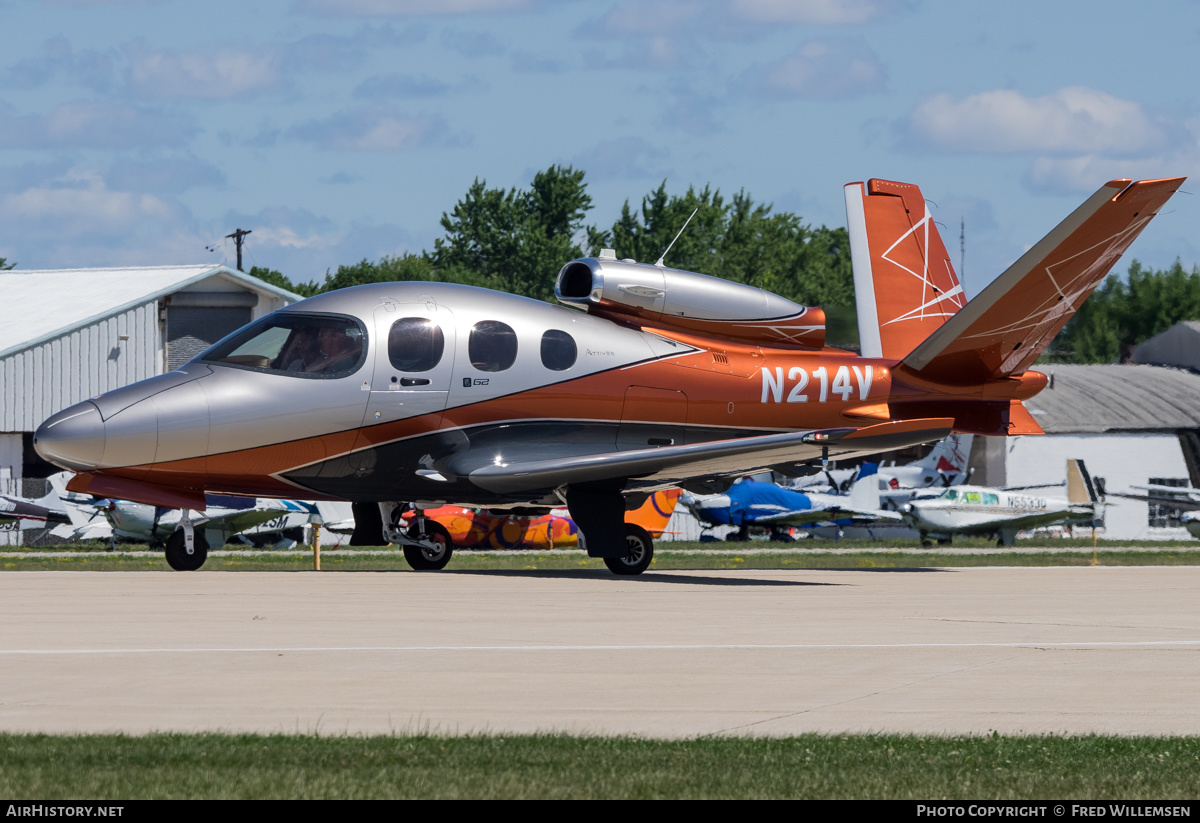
[251,165,860,345]
[1046,259,1200,363]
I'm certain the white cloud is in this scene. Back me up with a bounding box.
[730,0,908,25]
[287,107,447,151]
[126,47,280,99]
[909,87,1166,155]
[297,0,537,15]
[745,40,884,99]
[0,171,178,237]
[0,100,193,149]
[590,0,907,38]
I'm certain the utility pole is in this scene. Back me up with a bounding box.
[226,228,252,272]
[959,217,965,295]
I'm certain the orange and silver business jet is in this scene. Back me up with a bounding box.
[35,177,1183,574]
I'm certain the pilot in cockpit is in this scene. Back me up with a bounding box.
[308,325,362,373]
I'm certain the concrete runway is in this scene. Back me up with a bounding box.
[2,567,1199,738]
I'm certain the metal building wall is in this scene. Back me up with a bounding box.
[0,300,161,433]
[1005,432,1190,541]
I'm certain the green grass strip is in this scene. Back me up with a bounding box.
[1,733,1198,799]
[5,547,1200,572]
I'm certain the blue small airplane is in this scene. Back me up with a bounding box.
[680,462,902,539]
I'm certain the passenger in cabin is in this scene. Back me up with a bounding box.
[276,326,320,372]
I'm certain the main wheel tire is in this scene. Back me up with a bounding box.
[604,524,654,576]
[403,520,453,571]
[164,529,209,571]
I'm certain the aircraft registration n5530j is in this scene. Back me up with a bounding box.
[35,177,1184,573]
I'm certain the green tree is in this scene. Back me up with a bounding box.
[1051,259,1200,362]
[0,258,14,270]
[601,183,856,345]
[431,165,596,301]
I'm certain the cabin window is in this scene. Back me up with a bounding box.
[943,489,958,501]
[198,313,366,378]
[983,493,999,505]
[388,317,444,372]
[540,329,577,371]
[469,320,517,372]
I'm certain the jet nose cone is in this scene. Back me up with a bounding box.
[35,402,106,471]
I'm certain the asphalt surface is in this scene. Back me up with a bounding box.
[3,567,1198,737]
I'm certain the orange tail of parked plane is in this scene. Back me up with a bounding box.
[625,488,681,538]
[848,176,1186,436]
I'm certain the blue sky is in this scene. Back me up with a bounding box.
[1,0,1197,296]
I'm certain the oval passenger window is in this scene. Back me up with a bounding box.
[469,320,517,372]
[540,329,576,371]
[388,317,444,372]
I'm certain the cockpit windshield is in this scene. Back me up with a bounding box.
[197,313,367,378]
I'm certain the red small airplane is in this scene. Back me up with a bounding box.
[36,176,1184,574]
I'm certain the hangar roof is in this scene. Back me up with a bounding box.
[0,264,298,359]
[1026,363,1200,433]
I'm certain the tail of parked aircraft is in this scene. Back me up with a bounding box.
[1066,459,1101,505]
[627,489,682,537]
[916,433,974,485]
[845,179,966,360]
[848,462,881,511]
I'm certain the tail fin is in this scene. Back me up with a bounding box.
[845,179,965,359]
[904,177,1185,384]
[48,471,105,529]
[915,434,973,483]
[627,489,681,537]
[849,461,881,510]
[1066,459,1099,504]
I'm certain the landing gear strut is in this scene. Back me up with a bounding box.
[379,502,454,571]
[164,522,209,571]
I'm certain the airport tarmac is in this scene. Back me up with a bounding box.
[2,567,1198,738]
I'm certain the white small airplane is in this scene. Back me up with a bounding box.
[0,487,69,533]
[1108,483,1200,539]
[899,459,1102,546]
[794,434,973,493]
[50,474,353,566]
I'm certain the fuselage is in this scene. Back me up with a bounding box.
[33,279,1038,509]
[901,485,1093,536]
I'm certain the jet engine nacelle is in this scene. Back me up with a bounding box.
[555,252,826,349]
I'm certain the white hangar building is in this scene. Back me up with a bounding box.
[969,363,1200,541]
[0,264,298,492]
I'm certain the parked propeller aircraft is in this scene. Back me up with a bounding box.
[0,488,68,533]
[400,488,680,553]
[682,463,901,538]
[900,459,1103,545]
[796,433,973,493]
[34,177,1183,574]
[50,474,352,566]
[1109,483,1200,539]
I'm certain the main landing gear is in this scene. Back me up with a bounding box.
[379,502,454,571]
[604,524,654,576]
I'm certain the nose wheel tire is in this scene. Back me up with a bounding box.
[164,530,209,571]
[403,521,453,571]
[604,524,654,576]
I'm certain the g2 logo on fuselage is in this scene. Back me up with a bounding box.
[760,365,873,404]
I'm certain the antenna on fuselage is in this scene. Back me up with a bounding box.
[654,208,698,268]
